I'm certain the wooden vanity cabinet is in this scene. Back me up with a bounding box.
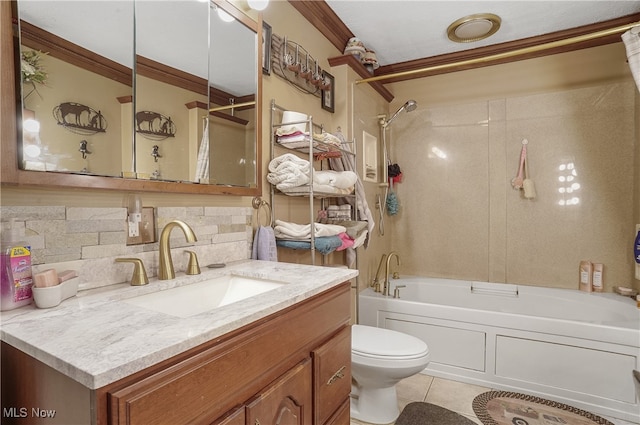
[101,282,351,425]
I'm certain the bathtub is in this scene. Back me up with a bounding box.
[358,277,640,423]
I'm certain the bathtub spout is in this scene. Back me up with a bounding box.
[372,253,387,292]
[384,252,400,296]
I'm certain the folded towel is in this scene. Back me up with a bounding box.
[276,236,343,255]
[313,132,342,146]
[267,153,311,189]
[251,226,278,261]
[274,220,346,240]
[335,233,355,251]
[324,220,368,239]
[313,170,358,189]
[268,153,310,173]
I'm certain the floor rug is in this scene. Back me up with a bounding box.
[472,391,614,425]
[395,401,477,425]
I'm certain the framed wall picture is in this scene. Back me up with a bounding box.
[321,70,335,113]
[262,21,272,75]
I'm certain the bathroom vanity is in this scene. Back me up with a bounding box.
[1,260,357,425]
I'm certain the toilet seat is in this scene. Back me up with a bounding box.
[352,325,429,360]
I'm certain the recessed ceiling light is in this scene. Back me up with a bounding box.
[447,13,501,43]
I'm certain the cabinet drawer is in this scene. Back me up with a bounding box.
[312,326,351,425]
[324,399,350,425]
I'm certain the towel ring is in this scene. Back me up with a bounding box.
[252,197,272,227]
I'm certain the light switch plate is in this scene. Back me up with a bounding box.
[126,207,156,246]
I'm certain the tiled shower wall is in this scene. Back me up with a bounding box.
[389,82,636,291]
[0,206,252,290]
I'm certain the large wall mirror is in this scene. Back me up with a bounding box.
[9,0,261,195]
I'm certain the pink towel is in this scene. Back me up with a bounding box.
[336,233,354,251]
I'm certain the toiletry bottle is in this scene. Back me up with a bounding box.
[1,220,34,311]
[579,260,592,292]
[592,263,604,292]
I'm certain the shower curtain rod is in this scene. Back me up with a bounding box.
[356,20,640,85]
[209,101,256,112]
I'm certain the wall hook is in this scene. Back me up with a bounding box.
[79,140,91,159]
[152,145,162,162]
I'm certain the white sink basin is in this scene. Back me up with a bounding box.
[123,274,285,318]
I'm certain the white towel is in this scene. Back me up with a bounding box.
[313,170,358,189]
[268,153,310,173]
[622,26,640,93]
[274,220,346,240]
[251,226,278,261]
[267,153,311,189]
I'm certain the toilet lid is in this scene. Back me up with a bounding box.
[352,325,429,359]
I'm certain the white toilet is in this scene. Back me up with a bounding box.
[350,324,430,424]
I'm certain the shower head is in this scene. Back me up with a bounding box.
[382,99,417,128]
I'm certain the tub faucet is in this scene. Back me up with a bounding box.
[158,220,198,280]
[372,253,387,292]
[384,251,400,296]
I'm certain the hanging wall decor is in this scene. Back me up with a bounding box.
[135,110,176,141]
[52,102,107,135]
[270,33,326,98]
[321,70,335,113]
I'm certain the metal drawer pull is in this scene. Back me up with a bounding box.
[327,366,346,385]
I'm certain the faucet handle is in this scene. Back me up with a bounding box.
[372,280,382,293]
[115,258,149,286]
[185,250,201,275]
[393,285,406,299]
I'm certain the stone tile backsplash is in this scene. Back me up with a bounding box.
[0,206,253,291]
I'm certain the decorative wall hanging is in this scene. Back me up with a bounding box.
[52,102,107,135]
[270,34,329,98]
[135,111,176,141]
[321,70,335,113]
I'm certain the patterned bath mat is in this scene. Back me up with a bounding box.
[395,401,477,425]
[472,391,614,425]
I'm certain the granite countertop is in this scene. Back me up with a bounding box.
[0,260,358,389]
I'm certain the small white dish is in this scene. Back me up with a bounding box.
[32,278,79,308]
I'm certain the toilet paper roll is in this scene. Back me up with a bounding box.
[34,269,59,288]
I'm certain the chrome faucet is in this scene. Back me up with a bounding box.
[372,253,387,292]
[158,220,198,280]
[383,251,400,296]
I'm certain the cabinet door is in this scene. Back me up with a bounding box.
[312,326,351,425]
[246,359,312,425]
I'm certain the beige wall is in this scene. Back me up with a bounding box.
[384,44,638,291]
[6,4,639,296]
[21,50,129,176]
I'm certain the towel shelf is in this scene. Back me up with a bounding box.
[269,99,358,265]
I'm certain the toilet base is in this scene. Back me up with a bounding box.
[350,384,399,424]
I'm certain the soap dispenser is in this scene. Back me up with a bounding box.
[1,219,34,310]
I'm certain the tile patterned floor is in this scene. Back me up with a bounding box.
[350,374,638,425]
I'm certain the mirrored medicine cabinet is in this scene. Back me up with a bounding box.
[4,0,262,196]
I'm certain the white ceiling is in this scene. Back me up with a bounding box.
[325,1,640,67]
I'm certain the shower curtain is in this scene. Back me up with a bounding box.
[622,25,640,93]
[195,119,209,182]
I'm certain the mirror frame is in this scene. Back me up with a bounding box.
[1,0,262,196]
